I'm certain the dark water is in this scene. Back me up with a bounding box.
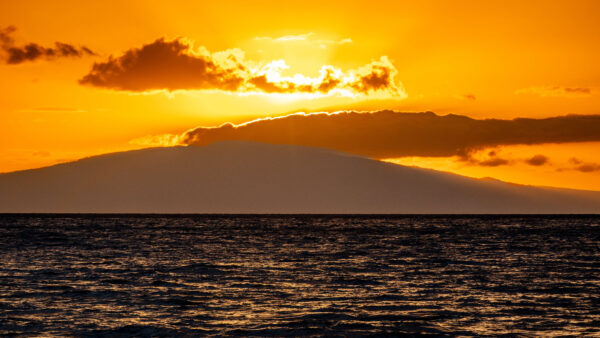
[1,215,599,336]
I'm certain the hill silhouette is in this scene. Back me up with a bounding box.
[0,141,598,213]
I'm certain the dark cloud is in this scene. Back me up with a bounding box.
[463,94,476,100]
[457,149,511,167]
[478,157,510,167]
[0,25,16,45]
[316,68,342,92]
[575,163,600,173]
[0,26,95,64]
[179,111,600,159]
[349,62,396,93]
[564,87,591,95]
[569,157,582,165]
[525,154,549,166]
[558,158,600,173]
[516,86,592,98]
[80,38,246,91]
[79,38,403,95]
[248,75,314,94]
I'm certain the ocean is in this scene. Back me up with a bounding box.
[1,215,599,336]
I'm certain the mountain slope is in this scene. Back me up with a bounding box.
[0,141,599,213]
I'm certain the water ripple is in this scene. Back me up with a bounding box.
[0,215,599,336]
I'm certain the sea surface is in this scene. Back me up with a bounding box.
[1,215,599,336]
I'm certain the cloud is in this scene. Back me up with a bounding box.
[462,151,553,168]
[525,154,549,166]
[569,157,582,165]
[555,158,600,173]
[516,86,592,98]
[254,33,352,45]
[567,158,600,172]
[19,107,86,113]
[0,25,16,45]
[172,111,600,159]
[32,151,50,157]
[79,37,401,96]
[478,157,510,167]
[80,38,246,92]
[0,26,95,64]
[255,33,313,42]
[576,163,600,172]
[462,94,476,100]
[129,133,180,147]
[457,150,511,167]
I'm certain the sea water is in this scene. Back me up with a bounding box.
[1,215,599,336]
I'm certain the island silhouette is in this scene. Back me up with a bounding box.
[1,141,598,213]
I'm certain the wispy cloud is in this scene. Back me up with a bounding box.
[458,150,512,167]
[129,133,181,147]
[516,85,592,98]
[18,107,86,113]
[575,163,600,172]
[478,157,510,167]
[0,25,95,64]
[254,33,352,46]
[255,33,313,42]
[565,158,600,172]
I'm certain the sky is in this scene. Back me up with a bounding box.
[1,0,599,190]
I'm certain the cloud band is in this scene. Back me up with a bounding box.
[178,111,600,159]
[79,38,404,97]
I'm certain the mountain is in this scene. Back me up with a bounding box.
[0,141,599,213]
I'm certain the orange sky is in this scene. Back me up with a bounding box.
[1,0,599,190]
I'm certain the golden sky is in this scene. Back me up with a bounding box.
[1,0,599,190]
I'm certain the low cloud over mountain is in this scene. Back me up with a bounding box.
[178,111,600,159]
